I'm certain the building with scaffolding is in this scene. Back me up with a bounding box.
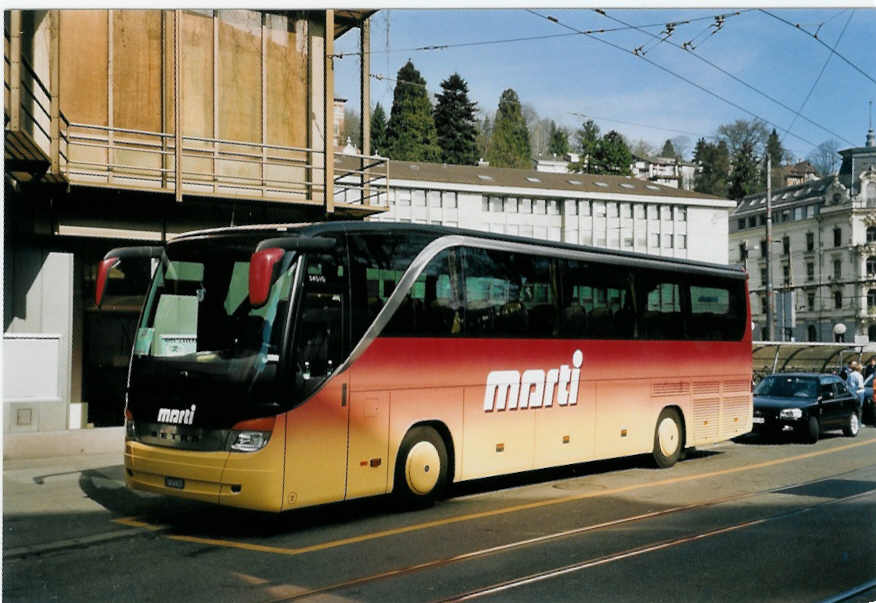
[4,9,384,435]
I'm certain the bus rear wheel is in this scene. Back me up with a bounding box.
[394,426,448,507]
[652,408,683,468]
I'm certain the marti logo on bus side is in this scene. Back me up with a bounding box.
[484,350,583,412]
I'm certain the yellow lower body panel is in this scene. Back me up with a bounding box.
[124,418,286,512]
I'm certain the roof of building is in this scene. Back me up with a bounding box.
[380,158,723,202]
[732,176,833,216]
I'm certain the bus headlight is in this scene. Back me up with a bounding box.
[229,431,271,452]
[779,408,803,420]
[228,416,276,452]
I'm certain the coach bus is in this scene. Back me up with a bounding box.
[96,222,752,512]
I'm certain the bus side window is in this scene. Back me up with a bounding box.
[384,249,463,337]
[292,253,344,393]
[638,272,685,340]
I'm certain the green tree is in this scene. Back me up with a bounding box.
[548,121,569,157]
[765,128,785,190]
[485,89,531,169]
[370,102,387,156]
[569,119,600,172]
[433,73,479,165]
[594,130,633,176]
[476,115,492,161]
[807,139,841,176]
[660,139,677,158]
[728,140,760,200]
[694,138,730,197]
[385,61,441,162]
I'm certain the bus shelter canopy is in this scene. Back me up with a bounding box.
[752,341,876,377]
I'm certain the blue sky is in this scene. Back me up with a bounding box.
[333,7,876,162]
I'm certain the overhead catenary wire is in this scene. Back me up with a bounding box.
[330,9,753,59]
[592,9,856,148]
[759,9,876,88]
[527,9,821,150]
[569,111,716,141]
[782,10,855,143]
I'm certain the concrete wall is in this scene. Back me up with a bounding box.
[3,249,74,434]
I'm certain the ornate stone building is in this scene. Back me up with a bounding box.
[729,128,876,342]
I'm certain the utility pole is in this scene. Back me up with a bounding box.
[766,154,775,341]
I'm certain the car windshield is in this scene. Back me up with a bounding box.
[754,375,818,398]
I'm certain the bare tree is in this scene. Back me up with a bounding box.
[806,139,841,177]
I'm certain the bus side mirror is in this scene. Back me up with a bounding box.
[249,248,286,308]
[96,246,163,308]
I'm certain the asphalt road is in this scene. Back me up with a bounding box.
[4,428,875,602]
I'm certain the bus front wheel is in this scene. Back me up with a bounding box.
[652,408,683,468]
[394,426,449,506]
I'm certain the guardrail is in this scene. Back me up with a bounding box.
[62,122,388,208]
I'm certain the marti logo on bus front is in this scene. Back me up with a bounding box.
[157,405,197,425]
[483,350,583,412]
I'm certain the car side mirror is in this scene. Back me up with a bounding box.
[249,248,286,308]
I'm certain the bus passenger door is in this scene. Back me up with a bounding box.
[282,252,350,510]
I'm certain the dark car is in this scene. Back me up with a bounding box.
[752,373,861,443]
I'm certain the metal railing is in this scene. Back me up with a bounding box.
[4,26,69,178]
[62,122,389,208]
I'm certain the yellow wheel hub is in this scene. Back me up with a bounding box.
[405,441,440,495]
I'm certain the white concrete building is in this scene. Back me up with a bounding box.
[729,128,876,342]
[364,160,734,264]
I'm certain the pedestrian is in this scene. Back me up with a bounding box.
[847,361,865,412]
[864,358,876,381]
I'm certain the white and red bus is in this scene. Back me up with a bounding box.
[97,222,752,512]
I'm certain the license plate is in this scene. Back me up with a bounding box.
[752,417,765,424]
[165,476,185,489]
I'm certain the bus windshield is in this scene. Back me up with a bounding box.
[126,238,297,423]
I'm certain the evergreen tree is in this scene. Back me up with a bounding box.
[385,61,441,162]
[594,130,633,176]
[765,128,784,190]
[694,138,730,197]
[485,89,531,169]
[433,73,478,165]
[548,121,569,157]
[660,139,677,158]
[728,140,760,200]
[569,119,600,172]
[370,102,387,156]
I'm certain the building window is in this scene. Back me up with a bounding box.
[760,295,767,313]
[442,191,457,209]
[737,219,745,230]
[808,324,817,342]
[520,198,532,214]
[662,234,672,249]
[397,189,411,206]
[806,262,814,281]
[738,243,748,261]
[534,199,547,214]
[868,226,876,243]
[506,197,518,213]
[676,234,687,249]
[835,290,843,309]
[647,205,658,220]
[833,227,842,247]
[834,259,842,281]
[783,264,790,285]
[760,267,767,286]
[489,196,503,212]
[661,206,672,221]
[577,200,589,216]
[868,289,876,311]
[807,292,815,310]
[412,190,426,206]
[806,232,814,251]
[868,256,876,276]
[564,199,576,216]
[548,200,560,215]
[427,190,441,208]
[649,233,659,248]
[782,235,790,256]
[621,203,632,219]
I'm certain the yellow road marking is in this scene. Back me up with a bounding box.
[113,517,169,531]
[155,438,876,557]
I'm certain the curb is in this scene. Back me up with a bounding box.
[4,526,160,560]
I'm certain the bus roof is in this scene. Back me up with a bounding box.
[170,221,747,280]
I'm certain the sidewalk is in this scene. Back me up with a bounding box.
[3,451,157,558]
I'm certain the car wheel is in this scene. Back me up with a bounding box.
[842,410,860,437]
[394,426,448,507]
[652,408,683,468]
[802,415,820,444]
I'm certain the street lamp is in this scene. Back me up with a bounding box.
[834,322,847,343]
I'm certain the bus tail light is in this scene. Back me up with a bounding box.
[228,416,275,452]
